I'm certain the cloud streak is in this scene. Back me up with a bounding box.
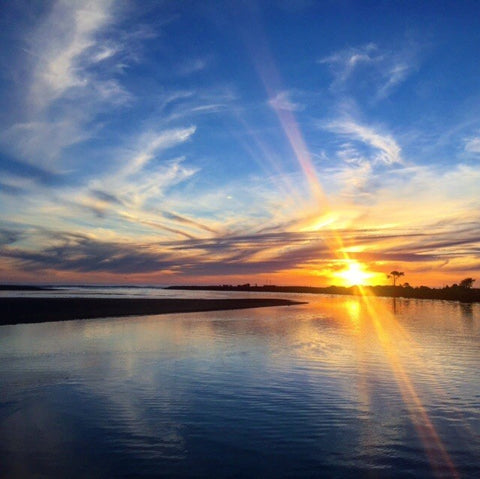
[2,201,479,281]
[326,118,403,165]
[30,0,115,109]
[465,136,480,154]
[319,42,417,100]
[0,0,129,171]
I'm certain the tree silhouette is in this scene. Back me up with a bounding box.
[388,271,404,286]
[459,278,475,289]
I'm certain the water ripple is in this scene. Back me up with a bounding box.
[0,293,479,478]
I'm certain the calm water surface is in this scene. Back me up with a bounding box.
[1,290,479,478]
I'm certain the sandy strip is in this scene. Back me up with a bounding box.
[0,297,305,326]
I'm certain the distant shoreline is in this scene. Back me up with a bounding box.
[0,297,305,326]
[166,284,480,303]
[0,285,50,291]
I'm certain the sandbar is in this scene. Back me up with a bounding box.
[0,297,305,326]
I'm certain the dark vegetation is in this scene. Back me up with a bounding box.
[167,278,480,303]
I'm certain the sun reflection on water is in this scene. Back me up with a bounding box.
[347,290,460,478]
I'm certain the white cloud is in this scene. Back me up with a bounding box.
[465,136,480,154]
[123,126,196,176]
[0,0,154,174]
[376,62,411,100]
[82,126,198,213]
[0,0,130,170]
[319,42,417,100]
[158,86,237,123]
[268,91,304,112]
[0,172,37,192]
[128,158,198,207]
[334,160,374,202]
[1,119,89,168]
[326,119,403,165]
[30,0,114,109]
[91,45,118,63]
[319,43,378,84]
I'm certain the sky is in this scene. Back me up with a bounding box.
[0,0,480,287]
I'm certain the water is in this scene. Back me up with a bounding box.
[1,289,479,478]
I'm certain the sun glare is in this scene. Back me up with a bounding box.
[336,261,374,286]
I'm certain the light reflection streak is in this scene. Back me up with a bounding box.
[354,290,459,478]
[385,299,480,448]
[344,298,378,460]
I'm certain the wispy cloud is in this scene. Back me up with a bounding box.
[326,118,403,165]
[1,119,90,169]
[268,90,304,112]
[3,200,480,280]
[319,42,417,100]
[29,0,115,108]
[319,43,378,84]
[0,0,207,243]
[177,57,210,76]
[464,136,480,154]
[160,211,218,234]
[0,0,128,170]
[120,126,196,177]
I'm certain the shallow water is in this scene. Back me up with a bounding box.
[1,291,479,478]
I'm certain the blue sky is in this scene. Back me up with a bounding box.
[1,0,480,286]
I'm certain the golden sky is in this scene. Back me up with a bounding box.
[1,1,479,287]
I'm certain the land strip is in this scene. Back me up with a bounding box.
[167,284,480,303]
[0,297,305,326]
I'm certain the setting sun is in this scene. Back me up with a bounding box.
[335,261,375,286]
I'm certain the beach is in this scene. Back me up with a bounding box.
[0,297,304,326]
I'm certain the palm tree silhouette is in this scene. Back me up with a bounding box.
[388,271,404,286]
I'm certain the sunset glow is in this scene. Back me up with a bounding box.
[335,261,375,287]
[0,1,479,287]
